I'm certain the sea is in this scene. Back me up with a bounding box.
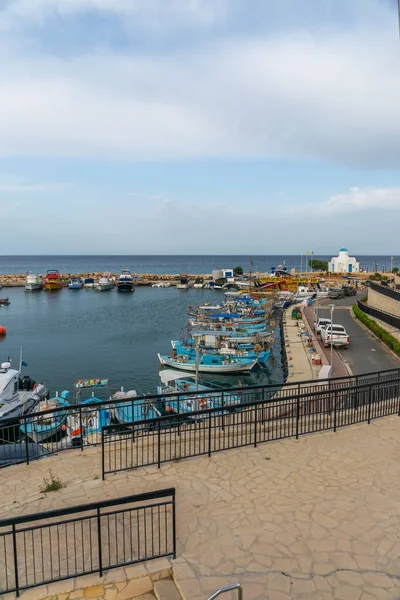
[0,254,398,397]
[0,254,398,275]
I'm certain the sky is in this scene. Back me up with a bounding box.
[0,0,399,255]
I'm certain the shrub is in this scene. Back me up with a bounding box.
[40,469,65,493]
[353,305,400,356]
[233,266,243,276]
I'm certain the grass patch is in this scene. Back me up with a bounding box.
[40,469,65,493]
[353,304,400,357]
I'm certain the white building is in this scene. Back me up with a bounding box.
[329,248,360,274]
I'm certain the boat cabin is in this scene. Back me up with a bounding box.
[0,362,19,405]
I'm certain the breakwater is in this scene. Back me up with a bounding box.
[0,273,211,287]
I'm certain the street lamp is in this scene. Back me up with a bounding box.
[328,303,335,374]
[391,256,394,286]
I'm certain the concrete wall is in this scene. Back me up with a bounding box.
[368,287,400,318]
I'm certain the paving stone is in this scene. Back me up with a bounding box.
[116,577,153,600]
[84,586,105,598]
[153,579,180,600]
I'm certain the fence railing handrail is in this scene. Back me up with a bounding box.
[0,488,176,528]
[369,280,400,300]
[3,366,400,427]
[101,375,400,433]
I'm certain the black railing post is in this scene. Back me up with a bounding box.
[208,410,212,457]
[79,405,83,451]
[398,379,400,416]
[334,389,337,432]
[172,490,177,559]
[24,417,30,466]
[254,404,258,447]
[221,391,225,431]
[101,428,105,481]
[97,507,103,577]
[368,385,372,424]
[296,394,300,439]
[157,420,161,469]
[12,524,20,597]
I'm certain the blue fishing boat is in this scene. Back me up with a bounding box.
[68,395,111,437]
[68,277,83,289]
[157,370,242,416]
[113,390,163,425]
[84,278,95,289]
[171,340,270,365]
[21,392,70,443]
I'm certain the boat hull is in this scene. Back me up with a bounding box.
[44,282,62,291]
[117,283,134,293]
[25,283,43,291]
[97,283,114,291]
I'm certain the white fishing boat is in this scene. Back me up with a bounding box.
[176,277,189,290]
[152,282,171,288]
[96,273,114,291]
[25,273,43,291]
[0,361,45,422]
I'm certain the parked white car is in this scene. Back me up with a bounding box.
[320,324,350,348]
[314,318,332,336]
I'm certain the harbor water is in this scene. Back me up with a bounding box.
[0,286,285,395]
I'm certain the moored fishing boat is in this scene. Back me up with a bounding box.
[68,277,83,290]
[84,277,96,289]
[20,391,70,442]
[25,273,43,291]
[117,269,134,293]
[176,276,189,290]
[158,352,258,373]
[113,389,163,425]
[0,360,45,423]
[44,270,62,291]
[172,340,271,365]
[157,369,242,416]
[96,273,114,291]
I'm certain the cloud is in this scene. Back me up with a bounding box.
[290,186,400,216]
[0,1,399,166]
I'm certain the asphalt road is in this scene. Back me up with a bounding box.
[313,295,400,375]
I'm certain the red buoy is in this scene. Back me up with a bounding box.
[0,325,6,336]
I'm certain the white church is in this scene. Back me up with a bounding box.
[328,248,360,274]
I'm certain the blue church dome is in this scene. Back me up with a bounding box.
[340,247,348,252]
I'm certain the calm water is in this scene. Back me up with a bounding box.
[0,254,398,275]
[0,287,284,396]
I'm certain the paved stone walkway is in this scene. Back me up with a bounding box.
[1,416,400,600]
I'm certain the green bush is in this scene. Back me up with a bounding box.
[353,304,400,356]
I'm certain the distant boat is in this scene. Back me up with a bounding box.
[117,269,134,293]
[177,276,189,290]
[158,353,258,374]
[193,278,204,289]
[84,278,95,289]
[25,273,43,291]
[68,277,83,290]
[44,270,62,291]
[96,273,114,291]
[152,282,171,288]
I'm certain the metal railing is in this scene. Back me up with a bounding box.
[0,488,176,597]
[206,583,243,600]
[101,376,400,477]
[358,299,400,330]
[369,280,400,301]
[1,367,400,468]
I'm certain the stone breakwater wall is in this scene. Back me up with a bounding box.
[0,273,212,287]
